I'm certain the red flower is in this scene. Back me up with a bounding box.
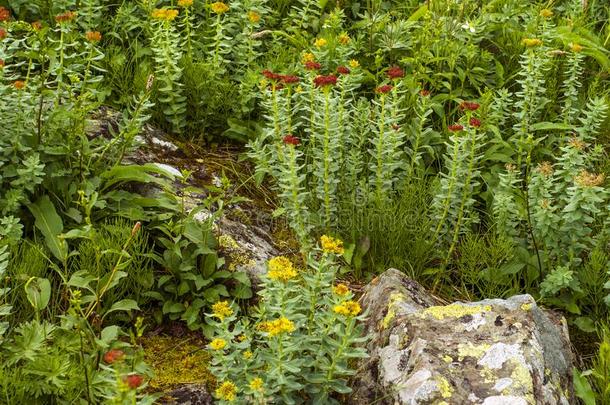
[123,374,144,389]
[0,7,10,22]
[375,85,393,94]
[280,75,300,84]
[0,60,4,69]
[283,135,300,146]
[419,89,431,97]
[0,28,7,40]
[448,124,464,132]
[313,75,337,87]
[387,66,405,79]
[262,69,281,81]
[469,118,481,128]
[459,101,480,111]
[336,66,350,75]
[31,21,42,31]
[304,61,322,71]
[55,11,77,24]
[13,80,26,90]
[103,349,125,364]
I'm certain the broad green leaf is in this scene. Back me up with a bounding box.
[28,196,67,262]
[24,277,51,311]
[106,299,139,316]
[573,368,596,405]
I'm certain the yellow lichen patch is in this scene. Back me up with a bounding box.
[443,355,453,363]
[435,376,453,398]
[141,335,214,392]
[521,303,533,311]
[457,342,491,361]
[217,233,257,271]
[382,293,405,329]
[509,360,534,398]
[422,303,492,320]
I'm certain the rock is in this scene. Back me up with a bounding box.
[160,384,213,405]
[351,269,574,405]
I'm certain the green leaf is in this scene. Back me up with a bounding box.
[573,317,597,333]
[573,368,596,405]
[28,196,67,262]
[24,277,51,311]
[105,299,139,317]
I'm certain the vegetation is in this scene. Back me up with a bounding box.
[0,0,609,403]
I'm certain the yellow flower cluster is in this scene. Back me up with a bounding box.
[249,377,264,391]
[212,301,234,321]
[338,33,350,45]
[332,283,350,296]
[248,10,260,23]
[302,52,315,63]
[522,38,543,48]
[151,8,179,21]
[178,0,193,7]
[349,59,360,68]
[570,43,583,53]
[314,38,327,48]
[320,235,344,255]
[259,317,295,336]
[215,381,237,401]
[210,338,227,350]
[211,2,229,14]
[539,9,553,18]
[267,256,297,282]
[243,350,253,359]
[334,300,361,317]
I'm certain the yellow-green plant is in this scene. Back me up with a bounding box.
[207,236,367,404]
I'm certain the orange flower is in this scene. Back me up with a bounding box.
[0,28,7,40]
[13,81,26,90]
[103,349,125,364]
[0,60,4,69]
[123,374,144,389]
[55,11,77,24]
[0,7,10,22]
[85,31,102,42]
[31,21,42,31]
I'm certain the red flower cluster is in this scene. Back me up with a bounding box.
[262,69,281,80]
[314,75,337,87]
[419,89,431,97]
[0,28,7,40]
[0,7,10,22]
[469,118,481,128]
[387,66,405,79]
[448,124,464,132]
[283,135,300,146]
[262,70,300,85]
[123,374,144,389]
[281,75,299,84]
[304,61,322,71]
[103,349,125,364]
[337,66,350,75]
[376,85,393,94]
[459,101,480,111]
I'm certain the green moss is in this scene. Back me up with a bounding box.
[141,335,215,392]
[422,303,492,320]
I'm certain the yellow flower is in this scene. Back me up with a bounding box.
[260,317,295,336]
[212,301,234,321]
[320,235,344,255]
[334,300,361,317]
[243,350,253,359]
[539,9,553,18]
[338,33,350,45]
[210,338,227,350]
[249,377,264,391]
[267,256,297,282]
[247,10,260,23]
[349,59,360,69]
[237,334,247,342]
[215,381,237,401]
[211,2,229,14]
[302,52,315,63]
[178,0,193,7]
[151,8,179,21]
[522,38,543,48]
[314,38,327,48]
[570,43,583,53]
[333,283,350,296]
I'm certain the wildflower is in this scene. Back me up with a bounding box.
[216,381,237,401]
[349,59,360,69]
[314,38,327,48]
[320,235,344,255]
[262,69,282,81]
[103,349,125,364]
[334,300,362,317]
[505,163,517,172]
[302,53,315,63]
[304,61,322,71]
[420,89,431,97]
[248,10,261,23]
[448,124,464,132]
[85,31,102,42]
[55,11,77,24]
[575,170,605,187]
[459,101,480,111]
[0,60,4,69]
[13,80,26,90]
[522,38,543,48]
[267,256,297,281]
[375,85,393,94]
[313,75,338,87]
[469,117,481,128]
[537,162,553,177]
[243,350,253,359]
[333,283,350,296]
[338,33,350,45]
[212,301,234,320]
[337,66,350,75]
[264,317,295,336]
[0,7,10,22]
[281,75,300,84]
[387,66,405,79]
[151,8,179,21]
[539,9,553,18]
[178,0,194,7]
[249,377,264,391]
[282,135,301,146]
[211,2,230,15]
[568,137,586,150]
[461,21,476,33]
[31,21,42,31]
[123,374,144,389]
[210,338,227,350]
[570,43,583,53]
[0,28,6,40]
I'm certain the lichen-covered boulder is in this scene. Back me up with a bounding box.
[351,269,574,405]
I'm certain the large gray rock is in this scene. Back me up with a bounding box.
[352,269,574,405]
